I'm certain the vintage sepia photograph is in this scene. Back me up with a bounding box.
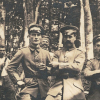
[0,0,99,100]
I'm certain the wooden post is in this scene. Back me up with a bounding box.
[84,0,94,60]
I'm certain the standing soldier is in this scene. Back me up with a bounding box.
[46,25,86,100]
[6,24,51,100]
[84,34,100,100]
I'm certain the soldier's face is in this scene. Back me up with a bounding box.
[94,41,100,53]
[29,32,42,45]
[0,47,5,58]
[63,32,76,48]
[41,38,49,49]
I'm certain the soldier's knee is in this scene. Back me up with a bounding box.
[17,93,31,100]
[45,95,55,100]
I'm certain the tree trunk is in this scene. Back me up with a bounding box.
[23,0,29,46]
[84,0,94,60]
[97,0,100,35]
[80,0,85,49]
[58,32,63,49]
[26,0,34,26]
[23,0,41,46]
[0,2,5,44]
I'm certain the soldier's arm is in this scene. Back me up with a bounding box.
[48,51,60,75]
[47,51,52,66]
[84,60,100,77]
[6,50,24,84]
[59,51,85,73]
[50,50,59,67]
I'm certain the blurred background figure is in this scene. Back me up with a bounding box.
[0,43,16,100]
[41,35,56,87]
[41,35,50,51]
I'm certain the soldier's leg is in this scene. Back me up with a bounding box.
[45,95,55,100]
[0,86,3,100]
[2,75,16,100]
[18,93,31,100]
[46,87,62,100]
[45,94,62,100]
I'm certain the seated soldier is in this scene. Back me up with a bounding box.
[84,34,100,100]
[46,25,86,100]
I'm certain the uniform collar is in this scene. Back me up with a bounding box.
[29,45,41,53]
[63,46,76,51]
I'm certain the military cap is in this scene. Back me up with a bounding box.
[42,35,49,38]
[93,34,100,45]
[60,25,79,36]
[28,23,45,35]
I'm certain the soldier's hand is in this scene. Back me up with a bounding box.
[50,62,59,68]
[59,63,69,69]
[48,63,53,67]
[17,81,25,88]
[38,63,46,70]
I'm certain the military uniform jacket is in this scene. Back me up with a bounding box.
[47,47,86,100]
[6,46,51,98]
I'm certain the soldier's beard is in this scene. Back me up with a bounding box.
[42,44,48,50]
[64,40,73,49]
[94,49,100,57]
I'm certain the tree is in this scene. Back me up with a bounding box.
[80,0,85,49]
[84,0,94,60]
[23,0,41,46]
[23,0,29,46]
[0,1,5,45]
[97,0,100,35]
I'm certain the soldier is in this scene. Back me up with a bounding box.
[6,24,51,100]
[41,35,55,61]
[41,35,56,87]
[84,34,100,100]
[41,35,50,51]
[46,25,86,100]
[0,43,15,100]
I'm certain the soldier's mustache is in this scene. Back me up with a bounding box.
[0,53,4,55]
[66,40,72,45]
[42,44,48,47]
